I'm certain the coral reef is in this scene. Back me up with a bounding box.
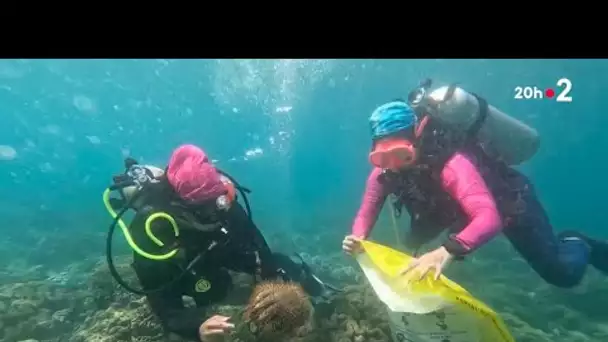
[69,297,166,342]
[0,280,92,341]
[244,281,313,340]
[69,257,394,342]
[2,231,608,342]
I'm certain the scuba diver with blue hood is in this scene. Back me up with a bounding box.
[343,79,608,288]
[104,144,336,342]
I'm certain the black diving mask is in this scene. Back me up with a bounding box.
[169,196,227,231]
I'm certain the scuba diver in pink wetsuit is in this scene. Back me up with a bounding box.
[342,79,608,287]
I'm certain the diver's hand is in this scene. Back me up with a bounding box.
[199,315,234,342]
[342,235,363,255]
[400,246,453,281]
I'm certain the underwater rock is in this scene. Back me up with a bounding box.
[343,318,362,338]
[88,258,138,309]
[0,280,90,341]
[32,317,71,340]
[9,299,37,317]
[69,298,165,342]
[333,338,351,342]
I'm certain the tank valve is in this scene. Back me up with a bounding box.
[408,78,433,108]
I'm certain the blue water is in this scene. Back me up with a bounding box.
[1,59,607,339]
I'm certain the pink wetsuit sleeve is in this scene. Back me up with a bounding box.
[440,153,503,252]
[351,167,389,238]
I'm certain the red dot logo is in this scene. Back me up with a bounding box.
[545,88,555,98]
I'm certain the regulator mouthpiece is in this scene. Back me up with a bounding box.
[216,195,230,210]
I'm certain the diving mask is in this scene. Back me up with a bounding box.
[369,137,417,170]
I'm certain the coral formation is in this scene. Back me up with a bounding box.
[2,231,608,342]
[244,281,313,340]
[0,280,92,341]
[69,297,165,342]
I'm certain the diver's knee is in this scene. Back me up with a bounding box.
[270,252,288,264]
[541,270,583,288]
[271,253,299,272]
[271,253,329,298]
[548,277,581,288]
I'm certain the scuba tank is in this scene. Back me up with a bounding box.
[408,79,540,166]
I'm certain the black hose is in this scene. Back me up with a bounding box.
[106,215,205,295]
[105,188,202,296]
[106,168,251,295]
[239,187,252,221]
[217,169,253,221]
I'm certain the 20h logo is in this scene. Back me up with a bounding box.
[514,78,573,103]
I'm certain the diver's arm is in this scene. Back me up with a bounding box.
[134,260,208,340]
[146,292,209,340]
[440,153,503,256]
[130,213,208,340]
[224,201,272,253]
[351,167,389,238]
[222,201,277,277]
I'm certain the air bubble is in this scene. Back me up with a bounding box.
[0,145,17,161]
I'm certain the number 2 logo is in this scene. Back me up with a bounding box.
[513,78,573,102]
[556,78,572,102]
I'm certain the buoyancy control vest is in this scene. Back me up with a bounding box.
[377,113,521,236]
[103,158,253,295]
[382,79,537,228]
[378,117,469,228]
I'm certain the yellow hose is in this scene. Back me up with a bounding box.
[145,212,178,247]
[102,188,179,260]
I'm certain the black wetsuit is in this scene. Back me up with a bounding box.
[129,201,315,341]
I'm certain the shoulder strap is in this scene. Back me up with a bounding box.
[466,93,490,141]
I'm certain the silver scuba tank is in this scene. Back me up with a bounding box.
[413,82,540,166]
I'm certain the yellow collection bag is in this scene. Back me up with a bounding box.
[357,240,515,342]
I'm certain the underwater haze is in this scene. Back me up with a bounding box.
[1,58,608,342]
